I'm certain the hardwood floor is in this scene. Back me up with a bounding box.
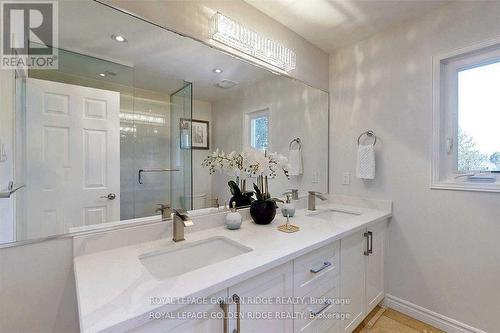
[353,306,445,333]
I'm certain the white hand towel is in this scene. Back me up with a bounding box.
[288,149,303,176]
[356,144,375,180]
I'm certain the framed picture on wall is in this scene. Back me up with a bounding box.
[179,118,210,150]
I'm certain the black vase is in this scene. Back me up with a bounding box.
[250,200,277,225]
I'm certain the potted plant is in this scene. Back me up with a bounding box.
[202,148,289,224]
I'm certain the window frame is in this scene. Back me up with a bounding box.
[432,38,500,192]
[244,108,270,151]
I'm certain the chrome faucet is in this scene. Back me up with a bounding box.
[173,209,194,242]
[308,191,327,211]
[156,203,172,221]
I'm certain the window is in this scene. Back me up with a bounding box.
[432,40,500,192]
[245,108,269,151]
[458,62,500,172]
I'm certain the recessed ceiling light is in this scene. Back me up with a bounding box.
[99,73,106,77]
[111,34,127,43]
[213,68,223,74]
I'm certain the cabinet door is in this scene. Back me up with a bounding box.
[365,220,387,313]
[340,231,366,332]
[127,290,227,333]
[228,262,294,333]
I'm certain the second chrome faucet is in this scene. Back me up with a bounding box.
[308,191,327,211]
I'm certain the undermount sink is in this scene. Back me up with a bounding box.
[308,208,361,221]
[139,236,252,279]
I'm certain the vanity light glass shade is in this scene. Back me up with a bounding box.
[120,112,166,125]
[210,12,296,72]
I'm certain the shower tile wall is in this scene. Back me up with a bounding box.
[120,94,171,220]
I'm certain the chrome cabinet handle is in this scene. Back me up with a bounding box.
[364,231,373,256]
[310,299,332,317]
[310,261,332,274]
[219,300,229,333]
[100,193,116,200]
[232,294,241,333]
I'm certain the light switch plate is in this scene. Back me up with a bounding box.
[0,141,7,163]
[312,171,320,184]
[342,172,350,185]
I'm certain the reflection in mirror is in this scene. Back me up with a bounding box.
[0,0,328,245]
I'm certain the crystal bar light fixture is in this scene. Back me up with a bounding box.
[210,12,296,72]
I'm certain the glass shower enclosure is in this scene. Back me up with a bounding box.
[170,83,193,211]
[10,47,193,242]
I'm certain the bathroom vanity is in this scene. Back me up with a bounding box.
[73,197,391,333]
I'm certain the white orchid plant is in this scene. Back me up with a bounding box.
[202,148,289,179]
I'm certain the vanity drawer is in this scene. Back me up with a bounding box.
[294,241,339,297]
[295,276,340,333]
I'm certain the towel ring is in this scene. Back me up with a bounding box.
[289,138,301,150]
[357,130,377,146]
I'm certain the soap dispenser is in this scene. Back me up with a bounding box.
[226,202,242,230]
[281,193,296,218]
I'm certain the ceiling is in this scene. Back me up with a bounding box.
[56,1,276,102]
[244,0,451,53]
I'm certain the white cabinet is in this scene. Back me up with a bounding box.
[228,262,294,333]
[294,242,340,333]
[127,290,227,333]
[340,220,387,332]
[365,221,386,313]
[340,230,366,332]
[125,221,386,333]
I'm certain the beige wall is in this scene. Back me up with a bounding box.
[329,2,500,332]
[101,0,329,91]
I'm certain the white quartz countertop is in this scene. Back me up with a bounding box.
[74,203,391,333]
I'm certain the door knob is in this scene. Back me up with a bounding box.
[101,193,116,200]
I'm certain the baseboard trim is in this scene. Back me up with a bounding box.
[383,294,486,333]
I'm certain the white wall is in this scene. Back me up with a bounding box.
[0,238,80,333]
[192,99,213,207]
[0,70,15,243]
[212,76,329,201]
[101,0,329,92]
[329,2,500,332]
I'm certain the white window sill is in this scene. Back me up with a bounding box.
[431,180,500,193]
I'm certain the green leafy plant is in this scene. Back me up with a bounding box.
[228,181,254,208]
[253,183,284,204]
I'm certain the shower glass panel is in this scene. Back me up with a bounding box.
[130,86,173,219]
[170,83,193,211]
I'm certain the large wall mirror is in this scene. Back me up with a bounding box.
[0,0,328,246]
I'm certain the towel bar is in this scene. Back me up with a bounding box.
[357,130,377,146]
[289,137,301,150]
[138,168,180,184]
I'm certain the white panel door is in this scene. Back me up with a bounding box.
[365,220,387,313]
[228,262,294,333]
[340,231,366,332]
[25,78,120,238]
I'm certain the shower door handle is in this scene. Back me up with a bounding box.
[138,168,180,184]
[0,181,25,199]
